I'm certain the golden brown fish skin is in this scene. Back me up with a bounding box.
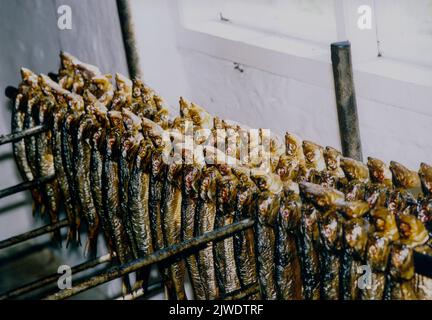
[341,217,370,300]
[214,169,241,296]
[318,208,343,300]
[389,162,422,215]
[362,207,399,300]
[75,114,100,256]
[396,215,431,300]
[119,110,143,260]
[196,166,221,300]
[181,160,207,300]
[148,146,177,300]
[232,167,260,300]
[388,243,417,300]
[299,181,345,209]
[297,202,321,300]
[13,70,43,214]
[340,157,370,201]
[62,112,84,242]
[302,140,326,184]
[285,133,306,181]
[111,73,132,112]
[419,163,432,197]
[23,71,45,214]
[128,138,154,291]
[35,91,61,243]
[251,170,283,300]
[365,157,393,208]
[275,182,304,300]
[322,146,347,189]
[39,75,78,245]
[58,52,101,94]
[161,156,188,300]
[102,112,132,265]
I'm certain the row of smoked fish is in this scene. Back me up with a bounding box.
[10,53,432,300]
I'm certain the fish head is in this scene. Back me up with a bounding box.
[154,108,170,130]
[390,161,421,189]
[218,175,238,205]
[367,157,392,186]
[108,110,124,132]
[370,207,399,241]
[122,108,142,133]
[337,200,370,219]
[320,210,343,251]
[132,79,145,98]
[397,215,429,247]
[324,146,342,171]
[366,235,391,271]
[179,97,191,118]
[344,218,370,257]
[285,132,303,158]
[340,157,370,182]
[142,118,167,148]
[389,244,415,281]
[302,140,325,171]
[200,167,220,202]
[115,73,132,96]
[183,165,201,196]
[419,162,432,195]
[276,154,299,181]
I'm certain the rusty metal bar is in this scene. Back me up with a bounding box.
[223,283,261,300]
[0,253,113,300]
[0,174,55,199]
[0,218,68,250]
[43,219,254,300]
[0,125,48,146]
[331,41,363,161]
[116,0,142,79]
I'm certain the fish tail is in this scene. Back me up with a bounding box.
[134,268,151,292]
[83,237,98,259]
[65,224,77,248]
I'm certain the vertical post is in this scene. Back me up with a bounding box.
[331,41,363,161]
[116,0,142,79]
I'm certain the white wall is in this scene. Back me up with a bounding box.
[130,0,432,171]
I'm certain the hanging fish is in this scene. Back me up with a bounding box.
[214,164,241,296]
[361,207,399,300]
[231,167,260,300]
[196,166,221,300]
[250,169,283,300]
[275,181,304,300]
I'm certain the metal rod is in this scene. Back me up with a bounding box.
[0,253,112,300]
[0,218,68,250]
[0,174,55,199]
[224,283,261,300]
[331,41,363,161]
[0,125,48,146]
[116,0,142,79]
[44,219,254,300]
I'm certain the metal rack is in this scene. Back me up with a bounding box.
[0,117,259,299]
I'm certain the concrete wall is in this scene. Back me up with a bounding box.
[130,0,432,170]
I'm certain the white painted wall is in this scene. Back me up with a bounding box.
[130,0,432,171]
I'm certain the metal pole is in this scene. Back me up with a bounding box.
[43,219,254,300]
[116,0,142,79]
[0,125,47,146]
[0,174,55,199]
[331,41,363,161]
[0,218,68,250]
[0,253,113,300]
